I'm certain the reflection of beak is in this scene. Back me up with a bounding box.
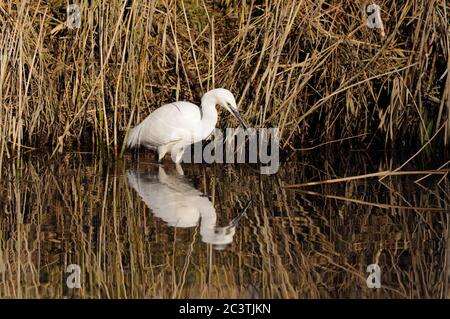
[230,108,249,129]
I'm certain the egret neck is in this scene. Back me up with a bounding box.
[199,95,219,140]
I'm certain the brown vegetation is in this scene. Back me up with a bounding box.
[0,0,449,161]
[0,152,448,298]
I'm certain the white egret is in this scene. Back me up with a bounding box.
[126,167,239,249]
[126,88,248,163]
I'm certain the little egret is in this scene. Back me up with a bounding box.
[126,88,248,163]
[127,167,239,249]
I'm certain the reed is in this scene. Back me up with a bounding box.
[0,0,448,162]
[0,151,448,298]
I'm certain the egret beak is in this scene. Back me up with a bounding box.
[230,108,249,129]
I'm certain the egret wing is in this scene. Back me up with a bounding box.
[138,102,202,148]
[126,169,202,227]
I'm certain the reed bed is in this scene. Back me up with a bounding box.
[0,0,449,162]
[0,151,448,298]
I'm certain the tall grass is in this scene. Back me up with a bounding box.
[0,152,449,298]
[0,0,449,161]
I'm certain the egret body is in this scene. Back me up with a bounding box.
[126,88,248,163]
[127,167,238,249]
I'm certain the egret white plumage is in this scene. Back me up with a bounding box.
[126,88,248,163]
[126,167,238,249]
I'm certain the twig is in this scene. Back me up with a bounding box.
[283,170,450,189]
[296,189,447,212]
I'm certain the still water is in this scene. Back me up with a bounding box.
[0,151,449,298]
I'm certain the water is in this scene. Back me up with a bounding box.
[0,151,449,298]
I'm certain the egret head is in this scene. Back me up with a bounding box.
[202,88,249,129]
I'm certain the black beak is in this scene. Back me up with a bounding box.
[230,108,249,129]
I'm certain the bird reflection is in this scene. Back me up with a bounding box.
[126,166,240,250]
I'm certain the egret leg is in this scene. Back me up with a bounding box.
[158,145,169,162]
[175,163,184,175]
[132,149,138,160]
[170,143,185,164]
[157,165,168,182]
[169,143,185,175]
[175,147,185,164]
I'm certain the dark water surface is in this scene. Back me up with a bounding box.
[0,151,449,298]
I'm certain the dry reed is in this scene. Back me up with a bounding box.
[0,151,448,298]
[0,0,448,162]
